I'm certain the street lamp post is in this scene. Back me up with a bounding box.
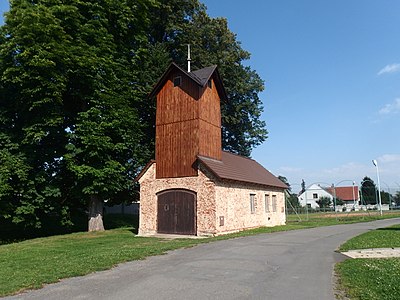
[372,159,382,216]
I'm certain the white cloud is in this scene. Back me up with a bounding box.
[279,166,302,173]
[321,162,367,183]
[378,154,400,163]
[379,98,400,115]
[377,63,400,75]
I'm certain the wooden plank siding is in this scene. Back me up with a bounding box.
[156,121,198,178]
[156,71,222,178]
[156,71,199,126]
[198,78,222,160]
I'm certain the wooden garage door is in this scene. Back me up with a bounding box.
[157,190,196,235]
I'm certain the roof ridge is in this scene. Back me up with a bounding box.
[187,71,203,83]
[222,150,257,162]
[197,154,223,163]
[190,65,218,86]
[171,62,204,86]
[198,151,288,189]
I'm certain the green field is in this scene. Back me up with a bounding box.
[1,212,400,297]
[336,224,400,300]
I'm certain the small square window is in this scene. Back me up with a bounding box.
[207,79,212,88]
[173,76,181,87]
[313,193,318,199]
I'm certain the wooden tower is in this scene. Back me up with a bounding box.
[149,63,227,178]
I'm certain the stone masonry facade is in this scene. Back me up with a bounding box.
[214,181,286,235]
[138,162,286,236]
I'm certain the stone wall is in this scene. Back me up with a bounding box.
[138,162,286,236]
[214,181,286,235]
[138,163,217,236]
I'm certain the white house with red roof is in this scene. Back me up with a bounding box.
[298,184,360,211]
[298,184,333,209]
[326,186,359,210]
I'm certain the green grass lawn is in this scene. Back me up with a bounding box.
[339,224,400,251]
[0,229,207,297]
[336,224,400,300]
[1,212,399,297]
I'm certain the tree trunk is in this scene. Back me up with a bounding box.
[88,195,105,231]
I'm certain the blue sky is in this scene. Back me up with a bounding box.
[1,1,400,192]
[203,0,400,192]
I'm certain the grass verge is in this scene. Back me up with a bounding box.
[336,224,400,300]
[1,212,399,297]
[0,229,205,297]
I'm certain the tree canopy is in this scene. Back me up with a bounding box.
[316,196,332,209]
[394,191,400,207]
[360,176,377,205]
[0,0,268,231]
[360,177,390,205]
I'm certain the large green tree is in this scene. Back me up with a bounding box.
[0,0,268,232]
[0,0,153,231]
[0,0,73,228]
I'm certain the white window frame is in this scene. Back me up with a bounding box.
[272,195,277,212]
[250,194,256,214]
[265,194,270,213]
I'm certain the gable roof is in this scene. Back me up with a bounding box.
[326,186,359,201]
[191,65,217,85]
[149,62,227,101]
[197,151,288,189]
[298,184,333,198]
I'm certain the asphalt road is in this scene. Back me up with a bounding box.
[7,218,400,300]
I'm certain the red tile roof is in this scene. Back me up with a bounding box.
[198,151,288,189]
[326,186,359,201]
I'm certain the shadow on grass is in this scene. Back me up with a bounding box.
[377,227,400,231]
[0,213,139,245]
[0,211,87,245]
[103,214,139,233]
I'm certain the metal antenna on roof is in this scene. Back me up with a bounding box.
[187,44,191,72]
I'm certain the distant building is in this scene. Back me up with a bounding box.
[298,184,359,211]
[326,186,359,210]
[298,184,333,209]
